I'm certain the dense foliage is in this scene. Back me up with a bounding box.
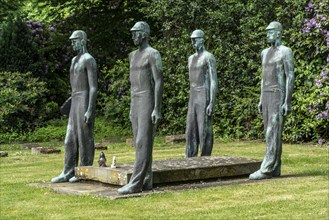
[0,0,327,144]
[0,71,56,134]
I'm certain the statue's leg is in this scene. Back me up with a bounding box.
[200,114,213,156]
[260,91,283,174]
[186,94,199,157]
[118,94,153,194]
[198,91,213,156]
[273,115,284,177]
[250,91,282,180]
[78,95,95,167]
[143,124,157,191]
[51,116,77,183]
[260,112,280,174]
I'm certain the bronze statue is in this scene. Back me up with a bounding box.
[185,29,218,157]
[51,30,97,183]
[250,21,295,180]
[118,22,163,194]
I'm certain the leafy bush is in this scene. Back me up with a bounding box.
[98,60,131,129]
[0,16,41,75]
[274,0,329,143]
[1,0,327,144]
[0,71,58,133]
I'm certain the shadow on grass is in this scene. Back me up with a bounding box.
[154,172,327,192]
[281,170,328,178]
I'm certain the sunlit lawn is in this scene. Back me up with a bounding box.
[0,138,328,219]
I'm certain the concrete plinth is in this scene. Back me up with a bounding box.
[75,156,261,186]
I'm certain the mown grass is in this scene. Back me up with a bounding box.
[0,138,328,219]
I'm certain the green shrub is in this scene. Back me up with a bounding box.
[0,71,58,133]
[0,16,40,75]
[98,60,131,129]
[275,0,329,143]
[1,0,327,144]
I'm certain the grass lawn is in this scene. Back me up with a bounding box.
[0,138,328,219]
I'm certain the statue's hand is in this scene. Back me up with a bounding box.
[281,103,291,116]
[206,104,213,116]
[258,102,262,114]
[129,110,132,122]
[151,109,162,124]
[84,111,92,124]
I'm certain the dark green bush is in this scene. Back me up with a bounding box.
[1,0,327,144]
[98,60,131,129]
[0,16,41,76]
[0,71,58,133]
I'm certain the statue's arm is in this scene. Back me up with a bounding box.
[85,56,98,123]
[208,55,218,106]
[150,50,164,124]
[258,50,265,114]
[206,54,218,116]
[282,48,295,115]
[128,52,134,121]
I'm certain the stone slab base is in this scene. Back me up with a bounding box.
[31,147,61,154]
[165,134,186,144]
[75,156,261,186]
[29,177,255,200]
[0,151,8,157]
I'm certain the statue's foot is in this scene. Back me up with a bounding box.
[69,176,79,183]
[272,167,281,177]
[118,184,141,195]
[249,170,272,180]
[142,181,153,191]
[51,175,69,183]
[272,170,281,177]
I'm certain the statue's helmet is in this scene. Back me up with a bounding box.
[130,21,150,35]
[69,30,87,41]
[190,29,205,38]
[265,21,282,31]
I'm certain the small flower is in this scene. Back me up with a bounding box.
[45,64,49,75]
[48,26,55,31]
[315,78,323,87]
[307,2,313,8]
[32,21,42,27]
[318,138,325,145]
[309,18,317,27]
[316,113,323,119]
[320,72,328,79]
[308,107,313,112]
[322,111,328,118]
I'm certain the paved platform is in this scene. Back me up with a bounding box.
[75,156,261,185]
[29,177,255,200]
